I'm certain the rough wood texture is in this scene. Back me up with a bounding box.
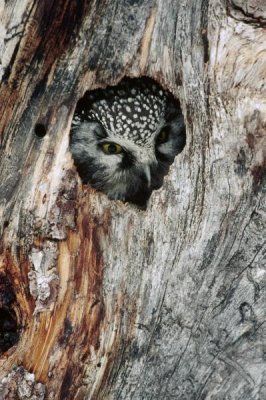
[0,0,265,399]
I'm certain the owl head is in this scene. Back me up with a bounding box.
[70,78,185,205]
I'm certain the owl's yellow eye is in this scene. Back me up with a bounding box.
[157,129,169,144]
[101,143,123,154]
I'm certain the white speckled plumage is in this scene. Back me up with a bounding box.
[70,78,185,204]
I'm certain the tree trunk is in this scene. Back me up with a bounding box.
[0,0,265,399]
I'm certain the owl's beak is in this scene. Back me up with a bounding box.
[143,165,151,188]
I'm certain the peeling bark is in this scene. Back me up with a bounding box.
[0,0,265,399]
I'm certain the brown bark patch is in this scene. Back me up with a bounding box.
[44,192,111,397]
[139,7,157,72]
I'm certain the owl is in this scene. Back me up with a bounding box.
[70,78,185,205]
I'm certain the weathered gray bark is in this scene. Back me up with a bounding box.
[0,0,265,399]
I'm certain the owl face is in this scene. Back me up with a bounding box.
[70,78,185,204]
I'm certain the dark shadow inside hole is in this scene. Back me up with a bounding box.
[34,123,47,138]
[70,77,186,207]
[0,308,19,353]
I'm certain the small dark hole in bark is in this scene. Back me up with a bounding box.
[35,123,47,138]
[70,77,186,207]
[3,221,9,228]
[0,308,19,353]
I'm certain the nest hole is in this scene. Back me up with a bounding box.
[0,276,20,354]
[0,308,19,353]
[34,123,47,138]
[70,77,186,207]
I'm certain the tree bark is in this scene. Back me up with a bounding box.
[0,0,265,399]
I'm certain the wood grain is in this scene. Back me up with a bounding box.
[0,0,265,399]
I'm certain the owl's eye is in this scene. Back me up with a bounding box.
[157,129,169,144]
[101,143,123,154]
